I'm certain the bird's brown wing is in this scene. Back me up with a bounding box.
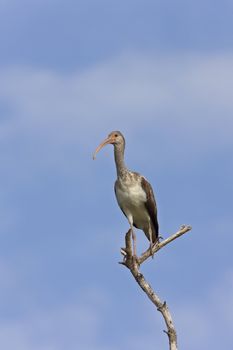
[140,175,159,242]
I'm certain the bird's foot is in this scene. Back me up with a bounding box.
[158,234,163,241]
[150,238,161,258]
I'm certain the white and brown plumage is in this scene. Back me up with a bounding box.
[93,131,159,256]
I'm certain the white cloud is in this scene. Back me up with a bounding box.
[0,52,233,150]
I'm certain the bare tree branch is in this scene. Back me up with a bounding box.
[139,224,192,264]
[120,224,192,350]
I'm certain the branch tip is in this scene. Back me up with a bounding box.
[138,223,192,264]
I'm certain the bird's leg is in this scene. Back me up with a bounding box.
[131,228,140,267]
[148,226,155,258]
[131,226,137,257]
[127,216,137,258]
[150,242,154,257]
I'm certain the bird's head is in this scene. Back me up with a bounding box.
[93,131,125,159]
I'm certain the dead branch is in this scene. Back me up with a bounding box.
[120,224,192,350]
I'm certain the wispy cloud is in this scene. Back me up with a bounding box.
[1,52,233,146]
[0,52,232,202]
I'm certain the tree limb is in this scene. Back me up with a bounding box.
[120,224,192,350]
[139,224,192,264]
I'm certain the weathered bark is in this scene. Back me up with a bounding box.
[120,225,192,350]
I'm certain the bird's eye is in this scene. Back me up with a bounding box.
[114,134,118,137]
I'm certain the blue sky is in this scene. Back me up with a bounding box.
[0,1,233,349]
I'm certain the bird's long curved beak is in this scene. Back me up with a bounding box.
[93,136,113,160]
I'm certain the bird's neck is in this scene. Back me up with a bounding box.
[114,145,127,178]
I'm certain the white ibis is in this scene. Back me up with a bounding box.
[93,131,159,256]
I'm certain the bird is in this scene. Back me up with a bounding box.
[93,131,159,256]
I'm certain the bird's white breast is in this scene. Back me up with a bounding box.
[115,176,150,230]
[116,177,147,207]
